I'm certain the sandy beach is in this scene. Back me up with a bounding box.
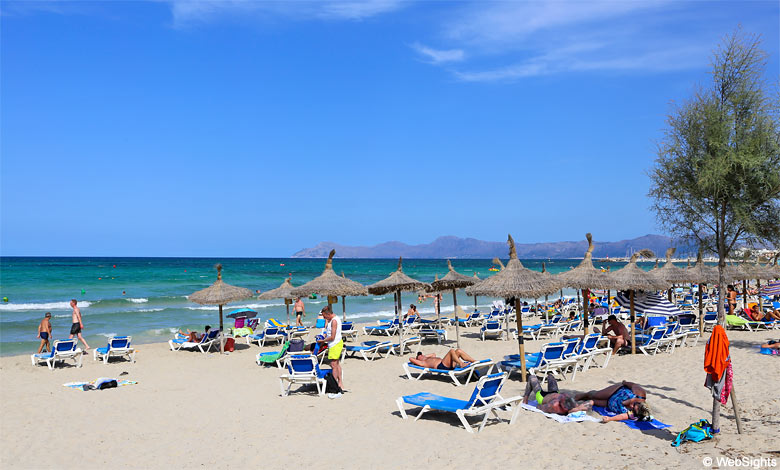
[1,323,778,470]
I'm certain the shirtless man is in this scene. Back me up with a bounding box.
[294,297,305,326]
[409,348,477,370]
[523,373,592,415]
[37,312,52,353]
[598,315,629,354]
[68,299,90,350]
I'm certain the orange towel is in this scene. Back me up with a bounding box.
[704,325,730,382]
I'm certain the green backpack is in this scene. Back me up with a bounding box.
[671,419,715,447]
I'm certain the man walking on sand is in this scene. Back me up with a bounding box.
[69,299,89,350]
[37,312,52,353]
[294,297,305,326]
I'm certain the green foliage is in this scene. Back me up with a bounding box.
[649,29,780,259]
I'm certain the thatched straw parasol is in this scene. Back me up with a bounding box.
[258,277,296,326]
[188,264,253,353]
[556,233,612,334]
[289,250,367,320]
[431,260,478,348]
[655,248,692,300]
[466,235,561,381]
[604,249,667,354]
[367,257,429,343]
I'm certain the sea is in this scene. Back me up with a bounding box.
[0,257,652,356]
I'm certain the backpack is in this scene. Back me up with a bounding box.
[324,372,342,394]
[671,419,714,447]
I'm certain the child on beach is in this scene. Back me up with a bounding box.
[36,312,52,353]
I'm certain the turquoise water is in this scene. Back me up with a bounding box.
[0,257,649,356]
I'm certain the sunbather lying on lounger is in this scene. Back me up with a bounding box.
[179,325,211,343]
[575,380,652,423]
[523,373,592,416]
[409,349,476,370]
[747,305,780,321]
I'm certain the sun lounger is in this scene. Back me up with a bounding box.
[418,327,448,344]
[396,372,522,433]
[341,322,358,341]
[279,354,332,397]
[367,336,422,356]
[480,321,505,341]
[499,342,576,382]
[403,358,494,386]
[363,321,398,336]
[256,341,290,368]
[636,327,668,355]
[93,336,136,364]
[246,326,287,347]
[31,339,83,370]
[345,341,392,361]
[170,329,220,353]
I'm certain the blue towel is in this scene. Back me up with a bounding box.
[592,406,671,430]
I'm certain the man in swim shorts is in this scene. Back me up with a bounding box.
[294,297,305,326]
[316,305,343,396]
[523,373,592,415]
[600,315,630,355]
[37,312,52,353]
[575,380,652,423]
[408,348,477,370]
[68,299,90,350]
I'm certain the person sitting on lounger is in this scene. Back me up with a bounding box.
[523,373,592,416]
[747,305,780,321]
[409,349,477,370]
[575,380,652,423]
[403,304,420,321]
[179,325,211,343]
[594,315,630,354]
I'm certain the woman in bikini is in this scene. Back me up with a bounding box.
[408,348,477,370]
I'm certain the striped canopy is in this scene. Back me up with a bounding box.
[761,282,780,296]
[615,291,682,316]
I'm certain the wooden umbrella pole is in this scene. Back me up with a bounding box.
[219,304,225,354]
[742,280,747,308]
[453,289,460,349]
[544,295,549,323]
[698,284,704,332]
[630,290,636,355]
[342,296,346,322]
[435,294,441,329]
[668,286,673,302]
[474,295,477,311]
[286,304,290,328]
[582,289,589,335]
[515,298,526,382]
[399,290,404,343]
[757,279,762,312]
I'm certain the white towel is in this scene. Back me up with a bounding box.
[520,402,601,423]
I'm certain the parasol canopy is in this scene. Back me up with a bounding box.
[430,260,478,291]
[615,292,683,316]
[289,250,368,298]
[258,277,296,300]
[227,308,257,319]
[686,250,718,284]
[556,233,612,290]
[603,250,669,291]
[655,248,694,284]
[366,257,429,295]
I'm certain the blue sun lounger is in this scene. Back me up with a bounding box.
[93,336,136,364]
[279,354,333,397]
[345,341,392,361]
[396,372,523,433]
[31,339,84,370]
[402,358,494,386]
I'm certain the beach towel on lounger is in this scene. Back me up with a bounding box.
[520,402,600,424]
[592,406,671,430]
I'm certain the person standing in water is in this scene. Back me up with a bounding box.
[69,299,90,350]
[36,312,52,353]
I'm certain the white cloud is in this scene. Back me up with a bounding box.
[165,0,404,26]
[411,42,465,64]
[415,1,712,81]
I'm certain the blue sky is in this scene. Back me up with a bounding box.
[1,0,778,257]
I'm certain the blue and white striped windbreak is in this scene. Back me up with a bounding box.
[761,282,780,296]
[615,291,682,316]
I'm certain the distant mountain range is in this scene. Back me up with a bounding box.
[292,235,690,259]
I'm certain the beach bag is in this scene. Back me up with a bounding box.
[224,338,235,352]
[289,339,304,352]
[671,419,714,447]
[324,372,342,394]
